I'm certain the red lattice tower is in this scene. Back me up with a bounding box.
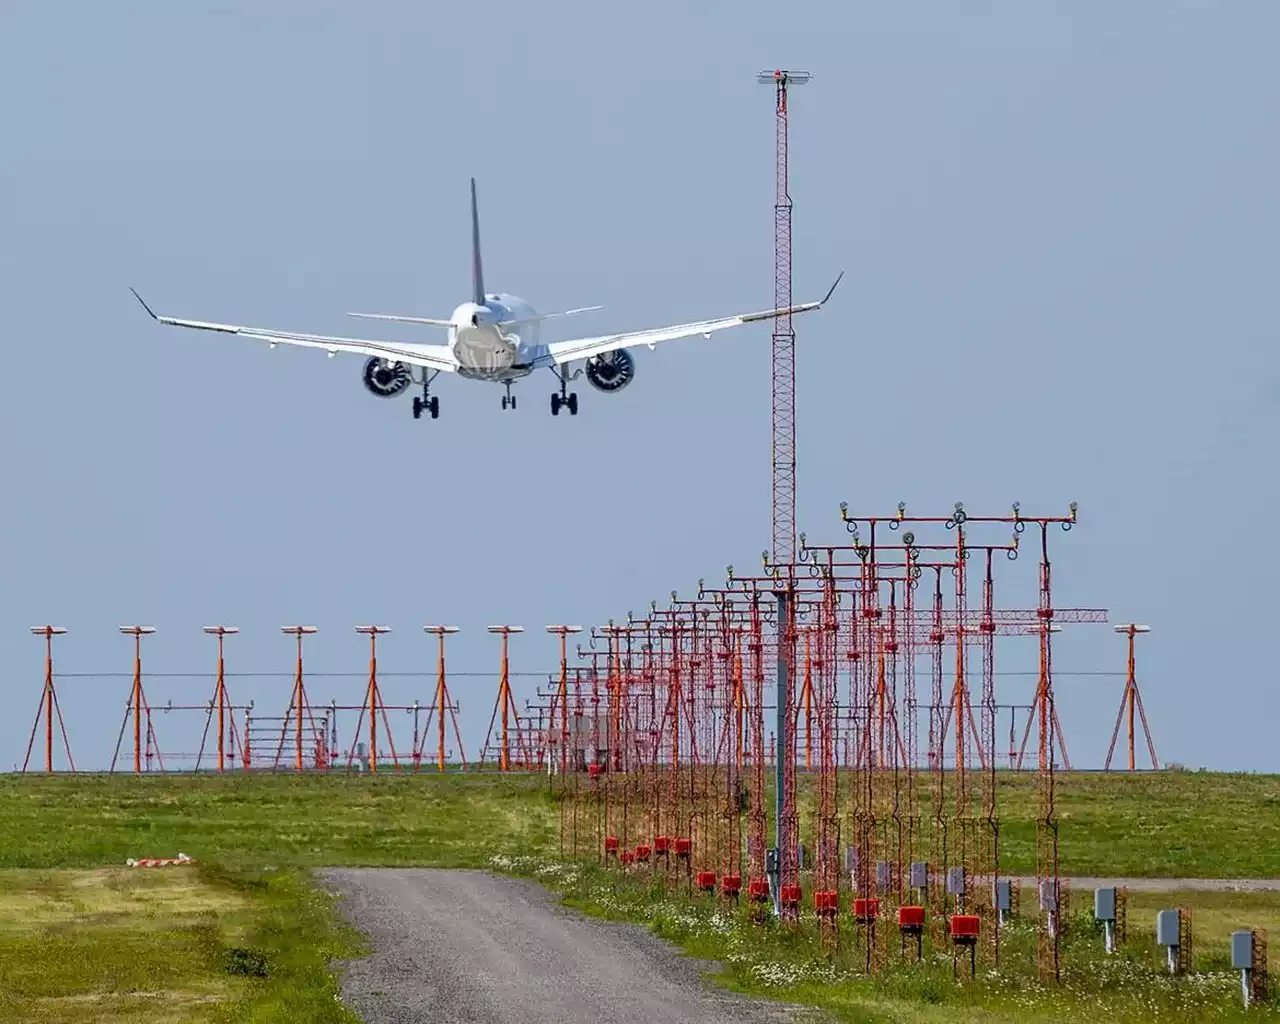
[757,69,810,571]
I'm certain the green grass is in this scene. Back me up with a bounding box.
[0,772,558,1023]
[888,769,1280,878]
[1,769,1278,1023]
[0,772,559,869]
[499,854,1280,1023]
[2,769,1277,877]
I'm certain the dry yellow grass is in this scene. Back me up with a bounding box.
[0,867,248,1024]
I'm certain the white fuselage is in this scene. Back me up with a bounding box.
[447,293,540,381]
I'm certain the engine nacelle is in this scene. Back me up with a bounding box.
[362,357,411,398]
[584,348,635,393]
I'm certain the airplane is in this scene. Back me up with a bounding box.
[130,178,843,421]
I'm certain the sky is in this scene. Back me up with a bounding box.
[1,1,1277,772]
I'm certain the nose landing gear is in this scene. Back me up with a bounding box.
[501,380,517,410]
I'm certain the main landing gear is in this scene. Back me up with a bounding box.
[412,370,440,420]
[501,380,517,410]
[549,365,580,417]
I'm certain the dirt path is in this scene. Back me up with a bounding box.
[320,869,819,1024]
[1007,876,1280,892]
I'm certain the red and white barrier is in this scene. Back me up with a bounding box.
[125,852,196,868]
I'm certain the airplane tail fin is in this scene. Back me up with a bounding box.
[471,177,485,305]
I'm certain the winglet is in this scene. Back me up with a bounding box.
[130,287,158,320]
[820,271,845,306]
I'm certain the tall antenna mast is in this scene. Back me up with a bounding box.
[756,69,811,573]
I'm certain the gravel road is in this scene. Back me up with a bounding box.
[320,869,821,1024]
[1006,876,1280,892]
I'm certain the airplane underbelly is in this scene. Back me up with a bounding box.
[453,326,517,375]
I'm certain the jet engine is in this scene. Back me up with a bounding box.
[584,348,635,393]
[362,357,411,398]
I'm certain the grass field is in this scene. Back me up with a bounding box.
[0,864,364,1024]
[0,769,1277,1022]
[2,768,1277,876]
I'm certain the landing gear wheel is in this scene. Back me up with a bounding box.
[567,392,578,416]
[502,395,509,410]
[510,395,517,410]
[551,393,561,416]
[415,370,441,422]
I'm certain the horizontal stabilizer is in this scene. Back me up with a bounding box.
[345,312,454,328]
[499,305,603,328]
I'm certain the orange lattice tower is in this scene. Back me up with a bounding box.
[483,626,525,771]
[277,626,321,771]
[1104,624,1158,771]
[546,626,583,776]
[23,626,74,773]
[111,626,162,774]
[199,626,240,772]
[347,625,400,773]
[422,626,467,772]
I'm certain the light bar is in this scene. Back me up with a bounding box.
[756,69,812,85]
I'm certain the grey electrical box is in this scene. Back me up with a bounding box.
[946,866,965,896]
[797,843,808,870]
[1094,887,1117,922]
[1038,879,1059,911]
[1156,909,1181,947]
[766,848,780,875]
[1232,930,1254,970]
[876,861,891,893]
[844,846,858,872]
[995,879,1013,911]
[910,861,928,889]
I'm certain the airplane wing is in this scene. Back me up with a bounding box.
[538,273,843,367]
[130,290,458,372]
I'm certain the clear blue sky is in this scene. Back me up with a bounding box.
[2,2,1276,772]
